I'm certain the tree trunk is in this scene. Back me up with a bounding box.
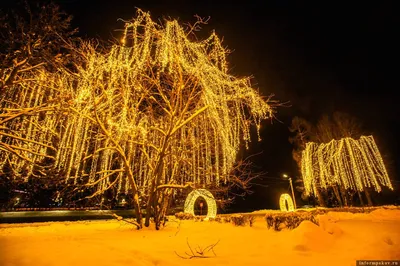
[348,191,354,207]
[333,185,343,207]
[123,162,143,229]
[153,187,162,229]
[145,191,154,227]
[315,187,326,207]
[364,188,373,206]
[132,192,143,228]
[145,160,163,227]
[145,134,170,227]
[357,190,364,207]
[154,190,171,230]
[339,185,348,207]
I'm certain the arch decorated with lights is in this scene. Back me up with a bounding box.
[280,193,295,212]
[184,189,217,219]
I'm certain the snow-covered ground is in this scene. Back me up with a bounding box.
[1,208,399,266]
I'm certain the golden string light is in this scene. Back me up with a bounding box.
[279,193,294,212]
[301,136,393,195]
[1,10,274,201]
[0,70,61,178]
[184,189,217,219]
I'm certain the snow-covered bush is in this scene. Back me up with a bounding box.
[174,212,195,220]
[248,216,255,227]
[265,212,319,231]
[223,216,231,223]
[231,214,247,226]
[209,217,223,223]
[229,214,255,226]
[312,206,382,215]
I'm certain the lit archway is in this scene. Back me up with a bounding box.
[280,193,294,212]
[184,189,217,220]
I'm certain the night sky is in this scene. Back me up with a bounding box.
[2,1,398,211]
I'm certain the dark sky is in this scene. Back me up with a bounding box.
[3,1,398,210]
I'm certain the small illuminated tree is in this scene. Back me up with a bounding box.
[51,10,274,229]
[301,136,393,205]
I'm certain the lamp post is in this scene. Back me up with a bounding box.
[283,174,297,210]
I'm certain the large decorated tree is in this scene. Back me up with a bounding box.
[1,9,274,228]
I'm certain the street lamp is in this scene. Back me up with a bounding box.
[283,174,297,210]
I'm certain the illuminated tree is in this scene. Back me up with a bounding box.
[289,112,383,206]
[301,136,393,206]
[49,10,274,229]
[312,112,373,206]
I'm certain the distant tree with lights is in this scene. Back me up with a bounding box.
[313,113,372,206]
[291,112,393,207]
[301,135,393,206]
[44,10,275,229]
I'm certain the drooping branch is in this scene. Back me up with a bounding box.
[156,182,194,191]
[175,238,219,259]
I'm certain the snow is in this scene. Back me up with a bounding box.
[1,208,400,266]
